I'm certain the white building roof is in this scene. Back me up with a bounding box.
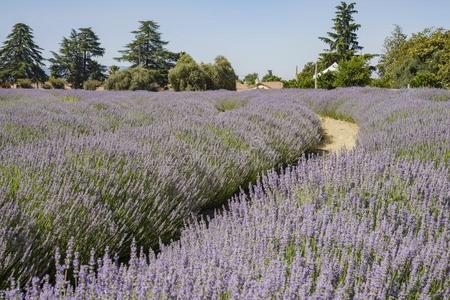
[313,62,339,79]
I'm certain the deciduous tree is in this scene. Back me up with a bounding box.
[243,73,258,85]
[377,27,450,88]
[262,70,282,82]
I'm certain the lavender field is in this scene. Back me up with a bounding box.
[1,88,450,298]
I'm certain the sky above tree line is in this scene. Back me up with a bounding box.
[1,0,449,79]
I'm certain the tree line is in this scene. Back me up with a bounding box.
[0,21,237,91]
[1,2,448,91]
[285,1,449,89]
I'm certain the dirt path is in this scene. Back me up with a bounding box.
[316,117,359,153]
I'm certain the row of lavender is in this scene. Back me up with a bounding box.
[11,151,446,299]
[303,87,450,166]
[0,89,321,288]
[3,88,450,298]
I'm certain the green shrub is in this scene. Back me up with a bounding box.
[370,76,392,88]
[104,69,132,90]
[298,77,315,88]
[83,80,102,90]
[49,77,66,89]
[104,68,161,91]
[169,54,237,91]
[334,56,372,87]
[283,79,299,88]
[410,71,442,88]
[169,54,208,91]
[16,79,33,88]
[211,56,237,90]
[41,82,52,89]
[317,72,336,90]
[129,67,160,91]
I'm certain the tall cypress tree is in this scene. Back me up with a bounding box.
[0,23,47,84]
[319,2,362,63]
[49,28,105,88]
[116,21,179,84]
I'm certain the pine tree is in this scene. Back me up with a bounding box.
[49,28,105,88]
[319,2,362,63]
[116,20,179,84]
[0,23,47,84]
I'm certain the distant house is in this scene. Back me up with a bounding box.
[236,81,283,91]
[313,62,339,79]
[236,82,251,91]
[255,81,283,89]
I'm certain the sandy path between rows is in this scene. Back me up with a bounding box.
[317,117,359,153]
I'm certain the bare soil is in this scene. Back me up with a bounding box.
[316,117,359,153]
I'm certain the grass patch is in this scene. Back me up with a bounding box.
[208,126,249,151]
[60,96,80,103]
[385,111,409,124]
[398,144,450,167]
[319,111,355,123]
[215,98,247,112]
[429,94,450,102]
[92,102,108,110]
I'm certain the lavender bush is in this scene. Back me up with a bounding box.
[1,88,449,298]
[0,89,321,287]
[301,87,450,166]
[5,151,448,299]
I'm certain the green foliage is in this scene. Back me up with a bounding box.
[169,54,237,91]
[319,2,362,63]
[169,54,208,91]
[283,79,300,88]
[283,62,322,89]
[104,67,161,91]
[298,77,315,88]
[83,80,103,90]
[104,70,131,90]
[215,98,247,112]
[334,56,372,87]
[49,27,105,88]
[108,65,120,75]
[49,77,66,89]
[243,73,258,85]
[370,76,392,88]
[129,67,161,91]
[378,27,450,88]
[60,96,80,103]
[297,62,317,88]
[16,79,33,89]
[0,23,47,84]
[116,20,179,86]
[41,82,52,89]
[317,71,336,89]
[211,56,237,90]
[262,70,282,82]
[410,71,442,88]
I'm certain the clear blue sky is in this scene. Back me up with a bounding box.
[1,0,449,79]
